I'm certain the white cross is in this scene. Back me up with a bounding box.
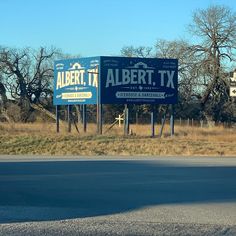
[115,115,124,127]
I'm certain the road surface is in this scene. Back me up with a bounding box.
[0,156,236,235]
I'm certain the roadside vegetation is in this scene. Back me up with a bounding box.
[0,4,236,157]
[0,122,235,156]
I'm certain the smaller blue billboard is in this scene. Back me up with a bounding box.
[100,56,178,104]
[53,57,99,105]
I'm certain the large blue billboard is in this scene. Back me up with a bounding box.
[53,57,99,105]
[53,56,178,105]
[100,56,178,104]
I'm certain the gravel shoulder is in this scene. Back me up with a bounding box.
[1,205,236,236]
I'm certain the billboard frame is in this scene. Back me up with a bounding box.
[53,56,178,136]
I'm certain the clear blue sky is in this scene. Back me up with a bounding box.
[1,0,236,57]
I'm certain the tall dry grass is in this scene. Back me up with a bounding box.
[0,122,235,156]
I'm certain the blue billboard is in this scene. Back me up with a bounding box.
[100,56,178,104]
[53,57,99,105]
[53,56,178,105]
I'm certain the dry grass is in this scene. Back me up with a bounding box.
[0,122,236,156]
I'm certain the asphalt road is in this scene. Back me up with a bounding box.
[0,156,236,235]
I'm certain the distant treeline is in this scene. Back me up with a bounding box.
[0,5,236,124]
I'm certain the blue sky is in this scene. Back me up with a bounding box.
[1,0,236,57]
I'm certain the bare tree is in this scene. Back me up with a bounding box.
[121,46,153,58]
[0,47,57,121]
[188,5,236,120]
[155,39,202,101]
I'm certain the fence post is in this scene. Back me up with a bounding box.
[124,104,129,135]
[200,120,203,128]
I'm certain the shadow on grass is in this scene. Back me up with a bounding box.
[0,160,236,223]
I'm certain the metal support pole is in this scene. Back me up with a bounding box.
[97,103,99,134]
[97,104,103,135]
[56,105,60,133]
[127,106,129,135]
[124,106,126,135]
[68,105,71,133]
[83,104,87,133]
[170,105,175,136]
[93,64,101,135]
[151,105,155,137]
[99,104,102,134]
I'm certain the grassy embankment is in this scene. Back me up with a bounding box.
[0,122,235,156]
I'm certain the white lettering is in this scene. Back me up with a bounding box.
[75,71,80,84]
[56,72,62,89]
[130,69,138,84]
[105,68,155,88]
[70,71,75,85]
[158,70,166,87]
[66,71,70,86]
[92,74,98,87]
[106,69,115,88]
[122,69,130,84]
[158,70,175,89]
[56,69,86,89]
[115,69,122,86]
[80,70,85,85]
[138,70,146,84]
[88,68,98,87]
[146,70,154,85]
[166,70,175,89]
